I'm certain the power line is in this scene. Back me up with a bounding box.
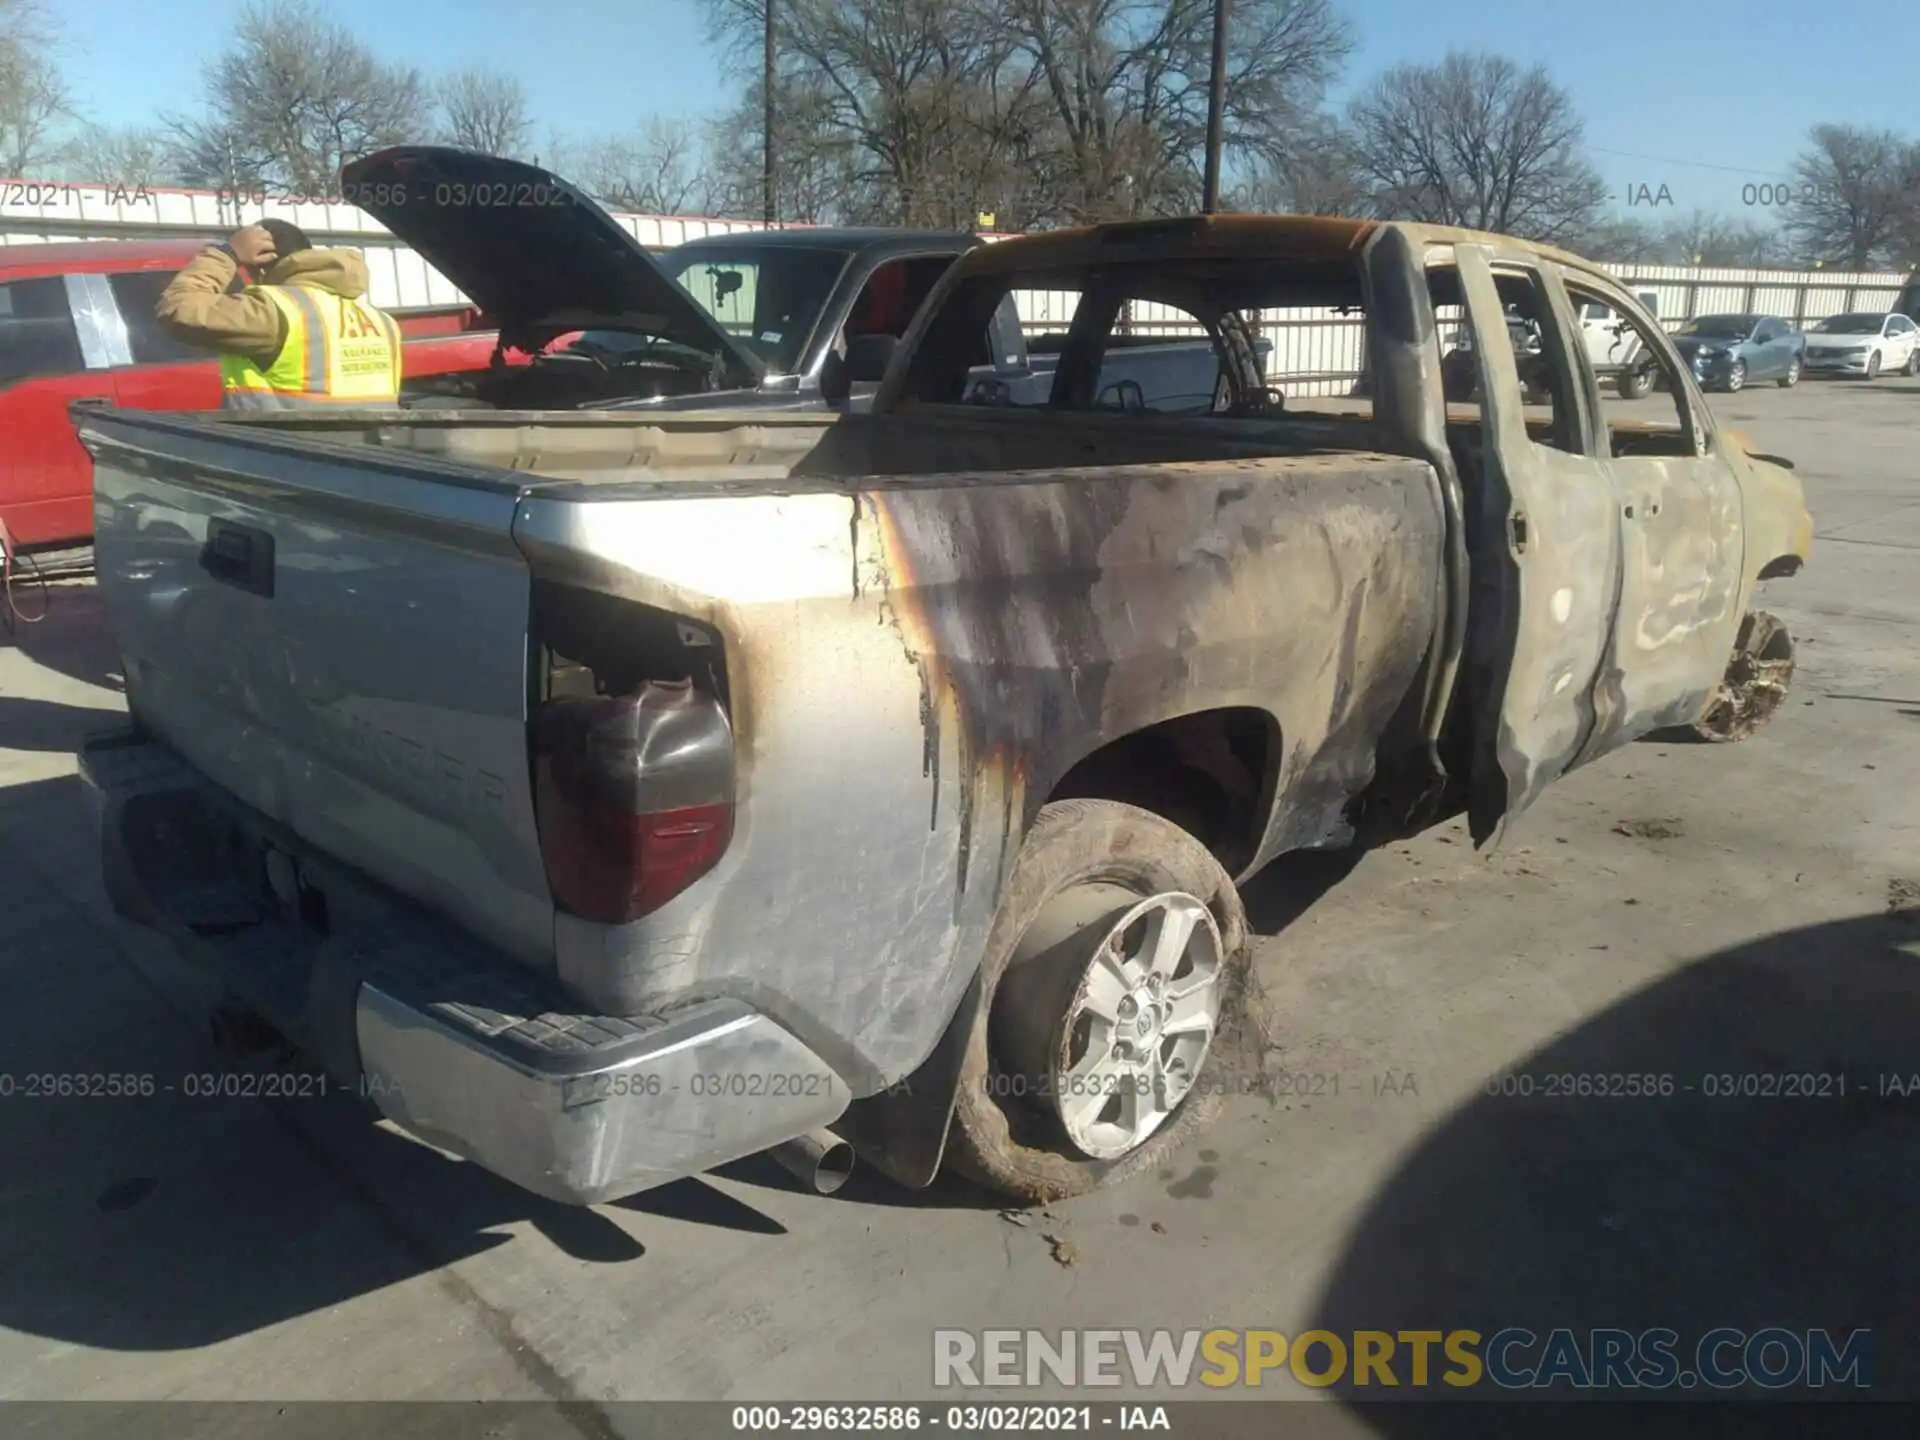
[1588,145,1788,179]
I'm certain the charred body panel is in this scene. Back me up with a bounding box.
[869,453,1447,871]
[514,453,1444,1094]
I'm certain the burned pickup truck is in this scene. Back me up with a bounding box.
[76,214,1810,1207]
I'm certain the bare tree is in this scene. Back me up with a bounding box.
[1570,214,1663,265]
[1653,208,1786,268]
[0,0,68,176]
[705,0,1030,227]
[1889,140,1920,270]
[1345,51,1608,244]
[705,78,856,223]
[54,124,182,187]
[166,0,432,194]
[999,0,1355,221]
[551,118,727,215]
[1231,117,1367,217]
[1784,125,1912,270]
[701,0,1353,227]
[437,68,530,157]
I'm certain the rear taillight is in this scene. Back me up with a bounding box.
[532,680,735,924]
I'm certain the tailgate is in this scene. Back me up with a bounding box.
[78,408,555,968]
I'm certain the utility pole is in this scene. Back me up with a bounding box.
[763,0,777,225]
[1200,0,1231,213]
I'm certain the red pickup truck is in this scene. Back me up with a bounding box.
[0,238,499,549]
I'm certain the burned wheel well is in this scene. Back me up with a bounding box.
[1757,554,1803,581]
[1046,707,1280,876]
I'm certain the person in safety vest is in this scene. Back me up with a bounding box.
[155,219,402,408]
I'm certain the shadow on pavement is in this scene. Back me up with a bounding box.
[1239,846,1367,938]
[5,578,125,696]
[0,694,127,753]
[716,1150,1002,1211]
[615,1174,790,1234]
[1313,909,1920,1425]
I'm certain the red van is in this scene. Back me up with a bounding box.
[0,239,499,549]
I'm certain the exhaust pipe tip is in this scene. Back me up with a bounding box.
[769,1128,855,1195]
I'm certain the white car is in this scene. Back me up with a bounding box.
[1802,311,1920,380]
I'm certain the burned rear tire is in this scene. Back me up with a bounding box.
[946,799,1251,1205]
[1685,611,1795,743]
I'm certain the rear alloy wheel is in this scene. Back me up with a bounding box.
[1687,611,1795,743]
[1778,355,1801,388]
[1906,347,1920,377]
[947,799,1251,1203]
[1724,359,1747,393]
[1864,351,1882,381]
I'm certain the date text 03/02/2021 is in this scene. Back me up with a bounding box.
[0,1070,843,1104]
[1481,1070,1920,1098]
[209,181,577,210]
[960,1070,1417,1104]
[0,1071,408,1102]
[729,1405,1170,1433]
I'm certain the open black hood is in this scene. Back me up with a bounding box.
[341,146,764,384]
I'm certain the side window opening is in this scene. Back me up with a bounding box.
[1565,280,1702,460]
[0,277,84,384]
[901,274,1037,405]
[900,257,1361,429]
[844,257,953,343]
[833,256,956,388]
[1428,262,1584,459]
[1089,298,1231,416]
[1015,286,1083,360]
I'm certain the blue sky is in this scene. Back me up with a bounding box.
[49,0,1920,218]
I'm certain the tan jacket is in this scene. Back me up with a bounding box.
[155,246,378,365]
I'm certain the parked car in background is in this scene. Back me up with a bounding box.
[1669,314,1804,392]
[1802,311,1920,380]
[0,239,501,549]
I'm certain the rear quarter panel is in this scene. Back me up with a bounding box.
[517,451,1446,1089]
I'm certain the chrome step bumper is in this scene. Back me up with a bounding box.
[79,730,847,1205]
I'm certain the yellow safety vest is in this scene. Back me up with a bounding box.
[220,285,402,409]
